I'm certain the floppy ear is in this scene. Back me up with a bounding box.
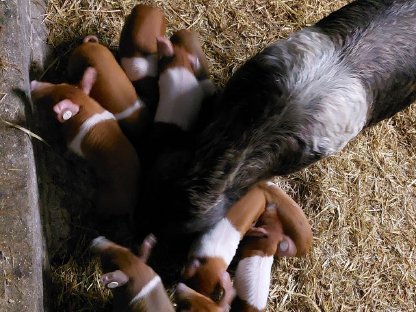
[30,80,52,92]
[53,99,80,123]
[101,270,129,289]
[182,258,201,279]
[175,282,199,312]
[218,271,236,308]
[156,36,174,58]
[175,282,194,297]
[80,67,97,95]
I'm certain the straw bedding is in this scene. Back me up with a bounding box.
[44,0,415,311]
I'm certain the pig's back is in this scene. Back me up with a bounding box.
[315,0,416,125]
[216,0,416,165]
[68,42,138,114]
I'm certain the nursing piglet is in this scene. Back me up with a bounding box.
[67,35,150,143]
[232,184,306,311]
[170,29,215,86]
[143,32,215,181]
[119,5,166,110]
[91,235,174,312]
[136,33,215,248]
[169,29,217,131]
[30,67,140,218]
[181,182,312,307]
[155,34,215,132]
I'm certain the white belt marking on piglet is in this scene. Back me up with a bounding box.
[68,110,115,157]
[156,67,204,131]
[114,99,144,120]
[129,275,162,306]
[193,218,241,266]
[121,55,158,81]
[234,255,274,310]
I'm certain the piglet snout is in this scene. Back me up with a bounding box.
[83,35,99,43]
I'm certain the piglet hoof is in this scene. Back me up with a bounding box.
[53,99,80,123]
[137,233,157,262]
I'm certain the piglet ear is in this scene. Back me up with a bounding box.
[156,36,174,58]
[175,282,193,297]
[246,226,269,238]
[101,270,129,289]
[188,54,201,74]
[181,258,201,279]
[218,271,236,308]
[30,80,53,92]
[80,67,97,95]
[53,99,80,123]
[30,80,42,92]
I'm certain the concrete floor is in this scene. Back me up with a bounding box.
[0,0,49,310]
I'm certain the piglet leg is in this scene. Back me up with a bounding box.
[137,233,157,262]
[101,270,129,289]
[260,182,313,257]
[53,99,80,123]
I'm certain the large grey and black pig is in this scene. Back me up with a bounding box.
[181,0,416,232]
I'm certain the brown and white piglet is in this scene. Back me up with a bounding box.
[181,182,312,304]
[91,235,174,312]
[155,35,215,132]
[30,67,140,217]
[232,182,312,312]
[170,29,212,82]
[67,35,150,143]
[179,184,265,305]
[119,5,166,110]
[175,271,236,312]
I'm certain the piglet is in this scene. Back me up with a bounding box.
[169,29,217,132]
[181,182,312,306]
[30,67,140,218]
[67,35,150,143]
[133,32,215,250]
[91,235,174,312]
[232,186,305,312]
[119,5,166,110]
[155,35,215,132]
[170,29,213,83]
